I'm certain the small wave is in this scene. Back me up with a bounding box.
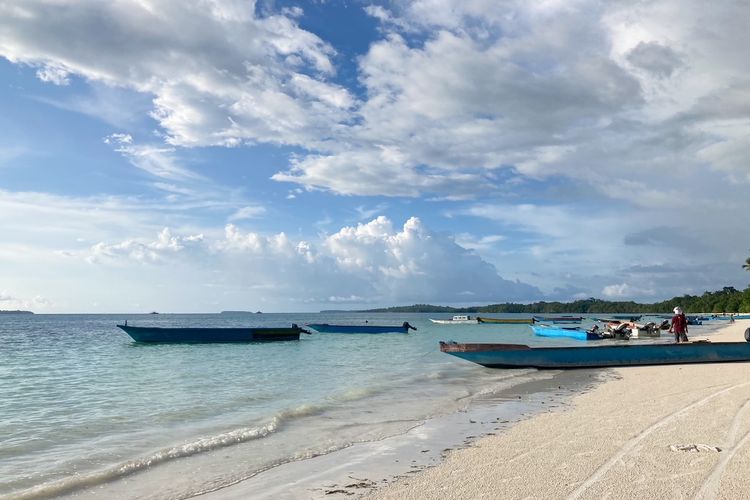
[6,402,332,500]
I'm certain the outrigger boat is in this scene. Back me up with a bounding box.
[307,322,416,334]
[117,322,309,343]
[439,329,750,369]
[477,317,535,324]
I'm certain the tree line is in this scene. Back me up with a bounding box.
[360,285,750,314]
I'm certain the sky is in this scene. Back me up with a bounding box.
[1,0,749,313]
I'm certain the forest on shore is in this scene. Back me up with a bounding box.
[357,286,750,314]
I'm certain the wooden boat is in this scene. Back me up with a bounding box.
[307,322,416,334]
[477,317,535,324]
[117,322,309,343]
[533,316,583,324]
[611,314,642,321]
[439,338,750,369]
[429,315,478,324]
[531,324,602,341]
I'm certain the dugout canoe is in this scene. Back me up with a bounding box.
[531,324,602,341]
[117,323,309,343]
[439,336,750,369]
[307,322,416,334]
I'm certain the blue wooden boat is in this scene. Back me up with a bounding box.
[307,322,416,334]
[531,324,602,341]
[117,323,309,343]
[439,337,750,369]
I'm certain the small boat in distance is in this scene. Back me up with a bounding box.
[477,317,535,324]
[429,315,478,324]
[307,322,416,334]
[439,337,750,369]
[531,324,602,341]
[117,322,309,343]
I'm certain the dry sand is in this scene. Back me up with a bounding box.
[368,320,750,500]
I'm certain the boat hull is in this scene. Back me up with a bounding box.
[307,324,411,334]
[477,317,535,324]
[440,341,750,369]
[531,325,601,341]
[117,325,304,343]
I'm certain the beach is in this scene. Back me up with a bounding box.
[203,320,750,500]
[365,320,750,500]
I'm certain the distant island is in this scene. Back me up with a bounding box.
[347,287,750,314]
[0,310,34,315]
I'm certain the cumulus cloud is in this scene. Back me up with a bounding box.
[86,217,542,304]
[87,228,204,264]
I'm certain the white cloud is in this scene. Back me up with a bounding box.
[82,217,542,306]
[228,206,267,221]
[0,0,351,148]
[87,228,204,264]
[104,134,199,180]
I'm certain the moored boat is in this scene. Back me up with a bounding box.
[477,317,535,324]
[117,323,309,343]
[429,315,479,324]
[307,322,416,334]
[611,314,642,321]
[532,316,583,324]
[439,337,750,369]
[531,324,602,341]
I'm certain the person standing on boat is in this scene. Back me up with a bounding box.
[669,307,689,343]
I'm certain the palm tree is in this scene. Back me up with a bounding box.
[744,256,750,271]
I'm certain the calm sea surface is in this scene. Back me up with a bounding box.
[0,313,719,498]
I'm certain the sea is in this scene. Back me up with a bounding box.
[0,312,724,499]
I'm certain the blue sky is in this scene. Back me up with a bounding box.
[1,0,749,313]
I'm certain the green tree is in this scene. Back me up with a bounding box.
[744,256,750,271]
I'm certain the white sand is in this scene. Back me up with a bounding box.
[368,320,750,500]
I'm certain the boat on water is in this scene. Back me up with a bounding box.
[531,324,602,341]
[117,322,309,343]
[476,317,535,324]
[306,322,416,334]
[532,316,583,324]
[429,315,479,324]
[611,314,642,321]
[439,335,750,369]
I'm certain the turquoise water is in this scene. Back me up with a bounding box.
[1,313,720,498]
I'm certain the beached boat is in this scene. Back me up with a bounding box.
[117,323,309,343]
[476,317,535,324]
[532,316,583,324]
[307,322,416,334]
[429,315,479,324]
[439,337,750,369]
[531,324,602,341]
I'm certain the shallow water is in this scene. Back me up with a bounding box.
[0,313,723,498]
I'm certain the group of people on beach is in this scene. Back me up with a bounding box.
[669,307,689,343]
